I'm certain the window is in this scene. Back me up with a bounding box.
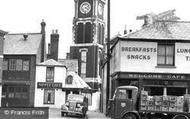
[23,60,29,71]
[3,60,8,70]
[7,86,29,99]
[16,59,23,71]
[157,44,174,66]
[9,59,16,71]
[7,59,30,71]
[66,75,73,84]
[80,50,87,78]
[44,89,55,104]
[46,67,54,82]
[117,89,132,99]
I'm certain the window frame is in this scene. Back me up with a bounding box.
[46,67,54,82]
[44,89,55,104]
[65,75,73,84]
[157,43,175,66]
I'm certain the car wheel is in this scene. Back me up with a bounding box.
[61,112,65,117]
[122,113,137,119]
[81,113,86,118]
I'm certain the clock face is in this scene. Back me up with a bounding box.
[98,3,103,15]
[80,2,91,14]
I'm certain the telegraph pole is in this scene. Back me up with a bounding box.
[106,0,110,113]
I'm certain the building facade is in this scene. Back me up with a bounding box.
[104,10,190,113]
[69,0,106,110]
[35,59,66,108]
[1,21,46,107]
[0,30,7,106]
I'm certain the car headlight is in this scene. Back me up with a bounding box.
[61,105,68,110]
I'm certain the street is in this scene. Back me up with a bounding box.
[49,108,110,119]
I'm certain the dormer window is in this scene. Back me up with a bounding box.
[66,75,73,84]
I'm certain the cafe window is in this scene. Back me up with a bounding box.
[157,44,174,66]
[6,86,28,99]
[46,67,54,82]
[66,75,73,84]
[8,87,14,98]
[15,87,28,99]
[44,89,55,104]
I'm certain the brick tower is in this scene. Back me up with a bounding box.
[69,0,105,110]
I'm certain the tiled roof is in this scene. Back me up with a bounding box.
[122,21,190,40]
[58,59,78,72]
[37,59,66,67]
[4,33,42,54]
[65,71,91,89]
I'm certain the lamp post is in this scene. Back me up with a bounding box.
[106,0,110,114]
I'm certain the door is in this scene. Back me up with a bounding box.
[114,89,134,118]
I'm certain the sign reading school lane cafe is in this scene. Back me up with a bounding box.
[37,82,62,89]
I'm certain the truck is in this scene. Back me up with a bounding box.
[108,85,190,119]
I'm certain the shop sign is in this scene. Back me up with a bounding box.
[123,73,187,80]
[37,82,62,89]
[0,107,48,119]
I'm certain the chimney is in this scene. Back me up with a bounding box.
[137,14,154,27]
[23,34,28,40]
[41,19,46,34]
[50,29,59,61]
[124,25,127,35]
[47,43,51,59]
[66,53,70,59]
[40,19,46,62]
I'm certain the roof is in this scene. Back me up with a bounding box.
[37,59,66,67]
[64,71,91,89]
[58,59,78,72]
[4,33,42,55]
[0,29,8,35]
[120,10,190,40]
[121,21,190,40]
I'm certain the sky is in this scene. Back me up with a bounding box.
[0,0,190,58]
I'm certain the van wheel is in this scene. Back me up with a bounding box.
[122,113,137,119]
[172,115,188,119]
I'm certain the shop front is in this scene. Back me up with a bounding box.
[111,72,190,97]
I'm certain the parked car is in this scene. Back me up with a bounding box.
[61,94,88,118]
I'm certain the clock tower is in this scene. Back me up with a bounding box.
[73,0,105,44]
[69,0,105,110]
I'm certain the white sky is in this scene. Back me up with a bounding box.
[0,0,190,58]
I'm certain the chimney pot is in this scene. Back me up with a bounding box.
[55,29,58,34]
[23,34,28,40]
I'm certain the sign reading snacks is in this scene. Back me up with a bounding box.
[0,107,49,119]
[37,82,62,89]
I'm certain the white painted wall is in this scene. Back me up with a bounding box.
[111,40,190,74]
[89,91,100,111]
[34,66,67,108]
